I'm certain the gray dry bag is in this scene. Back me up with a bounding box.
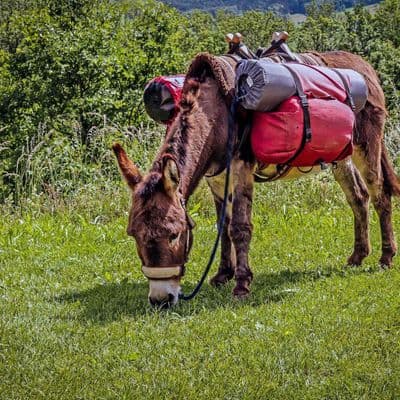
[236,59,368,113]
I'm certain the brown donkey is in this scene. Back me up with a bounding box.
[113,51,400,307]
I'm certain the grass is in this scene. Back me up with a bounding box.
[1,175,400,399]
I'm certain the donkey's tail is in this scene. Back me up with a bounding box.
[382,145,400,197]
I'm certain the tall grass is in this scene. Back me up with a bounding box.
[2,115,164,216]
[1,111,399,218]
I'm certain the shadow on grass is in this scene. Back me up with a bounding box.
[56,279,150,322]
[54,264,375,324]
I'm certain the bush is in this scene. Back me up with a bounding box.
[1,0,399,206]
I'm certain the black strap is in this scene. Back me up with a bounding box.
[281,64,312,142]
[237,118,252,152]
[221,54,242,64]
[330,68,356,112]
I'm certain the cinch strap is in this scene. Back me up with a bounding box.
[281,63,312,142]
[330,68,356,112]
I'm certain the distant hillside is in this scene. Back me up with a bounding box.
[161,0,380,14]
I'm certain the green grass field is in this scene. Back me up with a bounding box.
[1,177,400,399]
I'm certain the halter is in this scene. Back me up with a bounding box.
[140,197,192,281]
[141,265,185,280]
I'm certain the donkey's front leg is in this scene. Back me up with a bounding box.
[230,159,256,298]
[206,173,235,286]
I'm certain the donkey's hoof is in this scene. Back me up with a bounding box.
[210,270,234,287]
[232,282,250,299]
[347,253,366,267]
[379,254,395,269]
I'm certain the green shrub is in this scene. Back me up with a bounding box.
[1,0,399,206]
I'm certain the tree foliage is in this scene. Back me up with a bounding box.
[162,0,379,14]
[0,0,399,201]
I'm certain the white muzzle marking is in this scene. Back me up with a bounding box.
[148,279,181,305]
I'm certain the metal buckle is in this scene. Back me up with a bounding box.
[305,128,312,142]
[299,95,309,108]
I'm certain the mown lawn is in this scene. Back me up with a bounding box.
[1,180,400,399]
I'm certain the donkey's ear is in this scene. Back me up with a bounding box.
[112,143,142,190]
[162,155,180,197]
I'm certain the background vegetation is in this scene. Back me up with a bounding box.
[162,0,380,14]
[1,0,399,206]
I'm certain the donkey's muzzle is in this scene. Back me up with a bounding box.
[149,293,175,309]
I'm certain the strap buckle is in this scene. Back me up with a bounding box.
[299,94,309,109]
[305,128,312,142]
[299,95,312,142]
[348,96,356,112]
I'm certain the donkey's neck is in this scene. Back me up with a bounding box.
[156,111,214,199]
[153,79,228,199]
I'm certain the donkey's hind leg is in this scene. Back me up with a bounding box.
[351,103,398,267]
[333,158,370,265]
[206,174,235,286]
[353,145,397,267]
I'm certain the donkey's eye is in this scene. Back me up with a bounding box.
[169,233,178,241]
[169,233,179,246]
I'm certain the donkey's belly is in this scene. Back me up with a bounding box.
[256,164,323,181]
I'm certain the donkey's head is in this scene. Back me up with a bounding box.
[113,143,195,307]
[113,62,232,307]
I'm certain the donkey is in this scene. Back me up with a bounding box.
[113,50,400,307]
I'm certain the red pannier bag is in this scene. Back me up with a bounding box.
[143,75,185,125]
[250,64,356,167]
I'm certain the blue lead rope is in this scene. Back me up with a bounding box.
[179,98,238,301]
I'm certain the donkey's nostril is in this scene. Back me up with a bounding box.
[149,295,174,309]
[149,297,157,307]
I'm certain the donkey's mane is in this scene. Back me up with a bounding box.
[186,52,236,98]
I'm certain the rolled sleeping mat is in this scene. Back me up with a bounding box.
[331,68,368,113]
[143,75,185,124]
[236,60,368,113]
[235,59,297,112]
